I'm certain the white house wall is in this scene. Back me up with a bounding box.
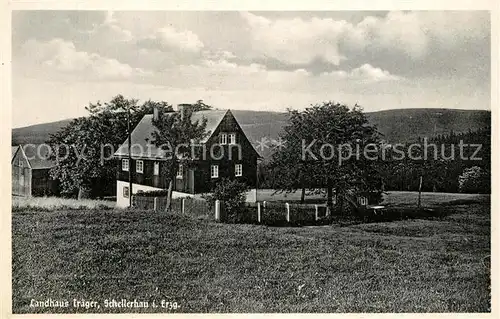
[116,180,197,208]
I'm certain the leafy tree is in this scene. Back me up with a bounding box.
[150,106,209,210]
[191,100,212,112]
[49,95,173,198]
[270,101,383,212]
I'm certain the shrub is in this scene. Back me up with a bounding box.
[202,178,249,222]
[261,207,288,226]
[458,166,490,194]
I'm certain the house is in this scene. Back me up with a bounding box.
[113,105,262,208]
[11,144,58,197]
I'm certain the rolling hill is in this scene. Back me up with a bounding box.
[12,119,73,146]
[12,108,490,159]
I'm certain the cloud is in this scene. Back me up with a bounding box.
[203,49,237,61]
[343,11,489,58]
[21,38,150,80]
[138,26,204,53]
[322,64,401,82]
[241,11,489,65]
[82,11,134,44]
[156,58,311,92]
[240,11,348,65]
[12,11,490,128]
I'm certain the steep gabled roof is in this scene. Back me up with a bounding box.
[22,144,55,169]
[114,110,229,158]
[11,146,19,163]
[12,144,55,169]
[229,111,263,159]
[192,110,229,142]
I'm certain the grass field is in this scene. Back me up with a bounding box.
[12,193,490,313]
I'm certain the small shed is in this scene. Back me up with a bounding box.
[11,144,58,197]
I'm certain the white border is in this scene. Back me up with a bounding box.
[1,1,498,319]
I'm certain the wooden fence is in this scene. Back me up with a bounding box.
[240,201,331,225]
[132,195,211,217]
[132,195,337,225]
[132,196,168,211]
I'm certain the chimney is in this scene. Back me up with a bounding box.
[153,107,159,121]
[177,103,192,121]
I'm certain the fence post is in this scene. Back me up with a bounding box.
[286,203,290,222]
[257,202,261,223]
[154,197,158,212]
[315,204,319,221]
[181,198,185,214]
[215,200,221,221]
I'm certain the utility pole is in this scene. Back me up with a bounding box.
[256,158,260,203]
[128,103,132,208]
[417,175,423,209]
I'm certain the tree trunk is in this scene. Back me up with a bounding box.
[78,186,91,200]
[300,187,306,204]
[165,179,173,211]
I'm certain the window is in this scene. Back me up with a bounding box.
[136,160,144,173]
[123,186,130,198]
[122,159,129,171]
[359,197,367,206]
[153,162,159,176]
[229,133,237,145]
[177,164,183,179]
[235,164,242,177]
[211,165,219,178]
[19,160,23,168]
[219,133,227,145]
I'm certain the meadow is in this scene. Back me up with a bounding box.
[11,192,490,313]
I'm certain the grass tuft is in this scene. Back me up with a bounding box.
[12,196,116,212]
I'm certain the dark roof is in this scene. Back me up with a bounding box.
[229,111,262,158]
[114,110,229,158]
[21,144,55,169]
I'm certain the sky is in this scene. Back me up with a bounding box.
[12,10,491,128]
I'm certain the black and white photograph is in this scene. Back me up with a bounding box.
[6,7,495,315]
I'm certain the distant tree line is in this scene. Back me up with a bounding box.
[260,117,490,195]
[378,127,490,193]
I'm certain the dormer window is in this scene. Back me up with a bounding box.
[220,133,227,145]
[229,133,237,145]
